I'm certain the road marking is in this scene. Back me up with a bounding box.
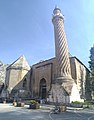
[74,110,94,120]
[49,112,54,120]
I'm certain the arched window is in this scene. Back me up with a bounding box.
[39,78,46,99]
[23,78,27,89]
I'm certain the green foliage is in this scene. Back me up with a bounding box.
[30,100,38,105]
[89,46,94,71]
[88,46,94,97]
[72,101,84,105]
[29,100,40,109]
[84,101,92,105]
[72,101,92,105]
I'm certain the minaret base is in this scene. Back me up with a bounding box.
[55,75,73,82]
[55,76,74,95]
[48,77,84,104]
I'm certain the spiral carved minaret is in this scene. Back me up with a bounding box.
[52,7,72,81]
[48,7,79,103]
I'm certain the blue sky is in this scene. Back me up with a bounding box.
[0,0,94,68]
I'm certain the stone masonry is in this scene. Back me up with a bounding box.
[52,7,72,80]
[1,7,90,103]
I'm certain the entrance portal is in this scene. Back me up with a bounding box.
[39,78,46,99]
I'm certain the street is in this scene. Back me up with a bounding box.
[50,109,94,120]
[0,104,94,120]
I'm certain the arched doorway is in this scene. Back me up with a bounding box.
[39,78,46,99]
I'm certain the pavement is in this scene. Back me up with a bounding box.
[40,104,83,110]
[0,103,51,120]
[40,104,55,110]
[0,103,94,120]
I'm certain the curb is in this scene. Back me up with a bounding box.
[40,106,52,110]
[67,107,83,110]
[40,105,83,111]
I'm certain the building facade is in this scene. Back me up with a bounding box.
[1,7,91,103]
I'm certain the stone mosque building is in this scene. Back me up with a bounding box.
[0,7,90,103]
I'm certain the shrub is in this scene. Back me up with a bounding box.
[30,100,38,105]
[72,101,92,105]
[72,101,84,104]
[29,100,40,109]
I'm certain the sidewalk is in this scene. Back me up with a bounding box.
[0,103,83,111]
[40,104,83,111]
[0,103,13,108]
[40,104,55,110]
[67,106,83,110]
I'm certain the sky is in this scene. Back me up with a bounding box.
[0,0,94,68]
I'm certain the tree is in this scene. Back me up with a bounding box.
[89,46,94,71]
[89,45,94,98]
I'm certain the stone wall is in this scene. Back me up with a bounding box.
[31,58,57,98]
[48,84,70,103]
[4,56,31,98]
[0,61,8,84]
[70,57,89,99]
[2,55,90,101]
[31,56,90,102]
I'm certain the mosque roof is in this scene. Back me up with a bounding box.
[7,55,30,70]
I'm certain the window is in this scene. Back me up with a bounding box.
[23,79,27,89]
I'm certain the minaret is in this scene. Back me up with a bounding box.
[52,7,72,81]
[48,7,80,103]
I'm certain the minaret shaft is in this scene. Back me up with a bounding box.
[52,7,71,80]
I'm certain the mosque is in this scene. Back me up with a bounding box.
[1,7,91,103]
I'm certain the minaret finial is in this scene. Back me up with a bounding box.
[53,6,63,18]
[55,5,58,9]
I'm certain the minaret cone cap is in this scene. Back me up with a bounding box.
[53,6,64,18]
[53,6,61,13]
